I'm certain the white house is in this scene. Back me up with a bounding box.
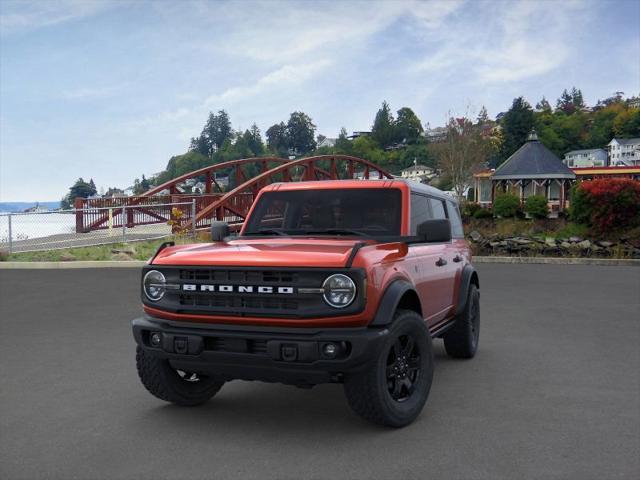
[563,148,608,168]
[401,164,436,182]
[317,137,337,148]
[608,138,640,166]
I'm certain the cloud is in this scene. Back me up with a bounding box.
[205,60,333,105]
[0,0,116,35]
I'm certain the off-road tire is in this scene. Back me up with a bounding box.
[443,284,480,359]
[344,310,434,427]
[136,347,224,406]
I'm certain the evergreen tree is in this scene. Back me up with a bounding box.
[556,89,576,114]
[535,97,552,113]
[499,97,535,163]
[395,107,424,144]
[477,106,490,124]
[244,124,264,156]
[286,111,316,154]
[371,101,395,148]
[335,127,352,154]
[571,87,585,110]
[200,110,233,155]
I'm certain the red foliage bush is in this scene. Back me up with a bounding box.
[571,179,640,233]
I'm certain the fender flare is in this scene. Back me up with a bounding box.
[370,279,419,326]
[455,264,479,315]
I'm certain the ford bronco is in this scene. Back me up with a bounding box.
[132,179,480,427]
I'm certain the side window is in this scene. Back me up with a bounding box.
[410,194,431,234]
[447,201,464,238]
[428,198,447,220]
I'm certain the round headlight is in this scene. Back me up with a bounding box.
[143,270,166,301]
[322,274,356,308]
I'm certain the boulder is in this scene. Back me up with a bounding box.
[597,241,614,248]
[545,237,557,247]
[469,230,483,242]
[569,236,582,243]
[59,252,76,262]
[111,252,135,261]
[577,240,591,249]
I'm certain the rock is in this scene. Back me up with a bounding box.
[513,238,533,245]
[597,241,614,248]
[545,237,556,247]
[569,236,582,243]
[111,252,134,261]
[469,230,483,242]
[577,240,591,249]
[560,242,572,249]
[59,252,76,261]
[489,241,502,248]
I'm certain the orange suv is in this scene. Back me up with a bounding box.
[132,179,480,427]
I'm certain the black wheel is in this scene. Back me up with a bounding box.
[444,284,480,358]
[344,310,434,427]
[136,347,224,406]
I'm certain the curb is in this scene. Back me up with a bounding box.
[0,261,147,269]
[473,256,640,266]
[1,257,638,269]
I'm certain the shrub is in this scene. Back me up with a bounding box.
[570,179,640,233]
[524,195,549,219]
[461,202,481,219]
[493,193,521,218]
[473,208,493,219]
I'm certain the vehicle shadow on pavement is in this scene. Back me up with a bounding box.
[131,343,463,435]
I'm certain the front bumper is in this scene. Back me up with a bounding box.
[132,315,390,386]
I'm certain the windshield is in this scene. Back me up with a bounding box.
[244,188,402,237]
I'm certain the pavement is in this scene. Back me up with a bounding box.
[0,265,638,480]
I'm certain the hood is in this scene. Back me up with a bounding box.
[151,237,369,268]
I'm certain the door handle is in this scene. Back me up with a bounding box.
[435,257,447,267]
[453,255,463,263]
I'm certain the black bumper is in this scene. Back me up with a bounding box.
[132,316,389,386]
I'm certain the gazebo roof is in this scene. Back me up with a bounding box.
[493,131,576,180]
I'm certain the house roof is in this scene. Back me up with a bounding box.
[609,137,640,146]
[402,164,433,173]
[564,148,607,156]
[493,131,576,180]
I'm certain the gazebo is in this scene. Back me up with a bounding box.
[474,131,576,216]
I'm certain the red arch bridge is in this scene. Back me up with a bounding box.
[74,155,393,234]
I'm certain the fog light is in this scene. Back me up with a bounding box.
[150,332,162,347]
[323,343,338,358]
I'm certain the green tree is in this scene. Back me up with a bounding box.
[266,122,289,156]
[286,111,316,155]
[499,97,535,163]
[351,136,385,164]
[535,96,552,113]
[556,89,575,114]
[395,107,423,144]
[571,87,585,110]
[243,124,264,156]
[62,178,98,208]
[493,193,520,218]
[199,110,233,156]
[477,106,490,124]
[613,109,640,137]
[335,127,352,154]
[371,101,395,148]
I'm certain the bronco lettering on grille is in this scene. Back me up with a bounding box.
[182,284,295,294]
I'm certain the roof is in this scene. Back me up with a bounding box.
[564,148,607,156]
[609,138,640,146]
[493,132,576,180]
[262,179,456,203]
[572,166,640,175]
[402,164,433,172]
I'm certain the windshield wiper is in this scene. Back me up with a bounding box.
[304,229,367,237]
[246,229,288,236]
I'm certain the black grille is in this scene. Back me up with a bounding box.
[143,266,366,318]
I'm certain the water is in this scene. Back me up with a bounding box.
[0,212,76,243]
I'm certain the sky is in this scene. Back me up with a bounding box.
[0,0,639,202]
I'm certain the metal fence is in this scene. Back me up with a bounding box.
[0,201,196,254]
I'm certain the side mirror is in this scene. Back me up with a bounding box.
[210,221,230,241]
[416,219,451,243]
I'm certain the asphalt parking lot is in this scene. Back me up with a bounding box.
[0,264,638,480]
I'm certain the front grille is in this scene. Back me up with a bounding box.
[143,266,365,319]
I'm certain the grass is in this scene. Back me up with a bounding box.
[2,235,209,262]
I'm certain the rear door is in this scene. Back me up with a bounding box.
[407,193,449,325]
[426,196,458,318]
